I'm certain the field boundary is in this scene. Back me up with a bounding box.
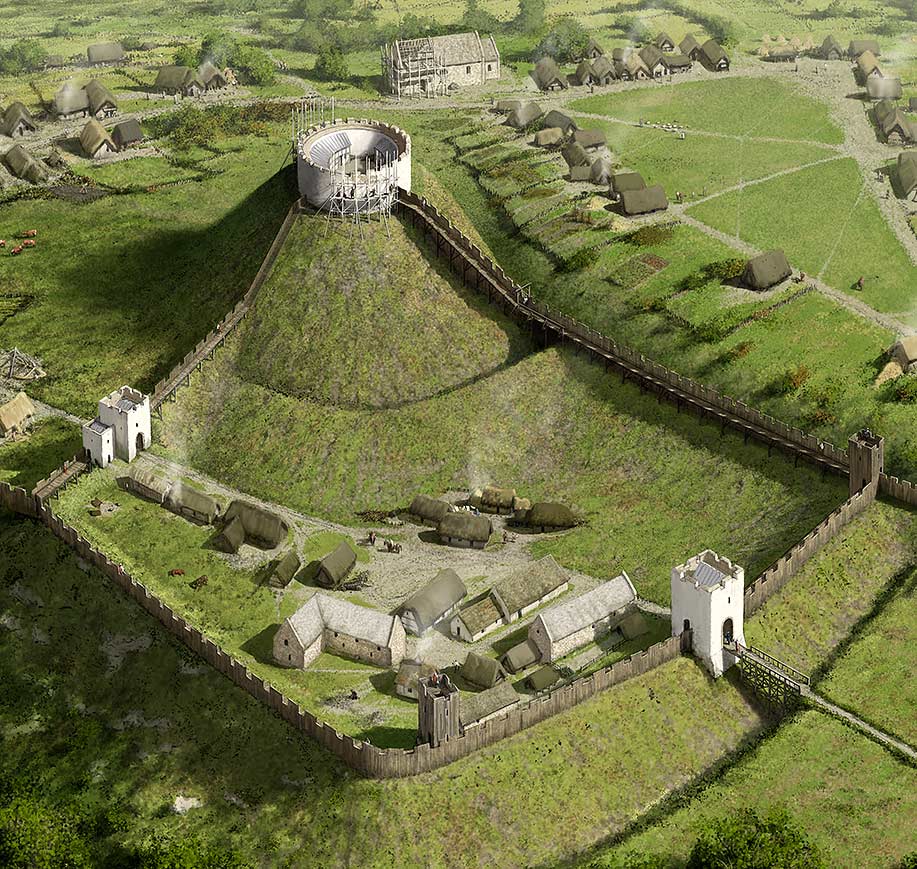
[0,480,691,779]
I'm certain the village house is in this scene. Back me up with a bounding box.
[274,593,406,669]
[877,104,914,144]
[591,56,617,84]
[198,61,228,90]
[53,83,90,119]
[848,39,881,59]
[527,573,637,662]
[472,485,517,514]
[438,511,492,549]
[0,391,35,436]
[621,184,669,216]
[87,42,125,65]
[697,39,729,71]
[79,119,117,159]
[639,47,669,78]
[679,34,701,57]
[583,38,604,60]
[459,681,520,727]
[897,152,917,201]
[315,541,357,588]
[573,60,598,86]
[397,568,467,635]
[269,550,302,589]
[743,249,792,290]
[820,35,843,60]
[395,658,436,699]
[620,52,651,80]
[81,386,151,468]
[501,638,540,673]
[766,46,799,63]
[891,335,917,371]
[535,127,564,148]
[573,128,606,151]
[670,550,745,678]
[2,145,47,184]
[654,32,676,52]
[214,500,288,553]
[450,592,504,642]
[383,32,500,97]
[531,56,567,91]
[111,119,143,150]
[155,65,206,97]
[562,141,591,171]
[856,50,883,83]
[119,464,172,504]
[461,651,506,689]
[664,54,693,74]
[610,171,647,200]
[85,80,118,119]
[1,102,36,138]
[505,101,543,131]
[866,76,902,101]
[409,493,453,526]
[164,480,222,526]
[526,665,561,691]
[590,156,614,185]
[492,556,569,624]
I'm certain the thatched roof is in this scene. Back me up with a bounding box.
[699,39,728,68]
[198,61,227,88]
[534,574,636,643]
[584,38,604,58]
[395,658,436,692]
[124,464,172,500]
[526,665,561,691]
[573,128,606,150]
[562,141,590,168]
[461,651,504,689]
[460,681,519,725]
[639,45,665,70]
[112,119,142,149]
[454,594,502,636]
[0,391,35,433]
[532,56,567,90]
[317,542,357,586]
[879,107,914,141]
[679,34,701,56]
[270,550,302,588]
[654,32,675,49]
[848,39,880,59]
[898,151,917,195]
[522,501,577,529]
[155,65,197,91]
[611,171,646,195]
[53,83,89,116]
[496,99,523,113]
[409,493,452,524]
[866,76,901,100]
[80,119,115,157]
[621,184,668,215]
[493,555,568,616]
[542,109,576,132]
[591,56,616,81]
[87,42,124,64]
[213,515,245,553]
[223,500,287,547]
[438,511,492,543]
[664,53,692,70]
[165,481,221,522]
[857,50,881,77]
[2,144,48,184]
[506,101,543,130]
[1,102,36,136]
[891,335,917,367]
[743,249,791,290]
[502,638,540,673]
[820,35,842,58]
[619,612,650,640]
[574,60,596,85]
[481,485,516,509]
[397,568,467,634]
[85,79,117,115]
[535,127,564,147]
[590,157,614,184]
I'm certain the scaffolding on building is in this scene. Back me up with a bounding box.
[322,144,398,239]
[291,95,336,145]
[382,37,447,99]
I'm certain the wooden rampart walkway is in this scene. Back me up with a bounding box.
[32,452,90,503]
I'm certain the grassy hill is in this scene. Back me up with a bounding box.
[235,216,525,409]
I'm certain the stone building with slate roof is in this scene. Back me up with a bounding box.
[397,568,467,635]
[383,31,500,97]
[528,573,637,661]
[274,593,406,669]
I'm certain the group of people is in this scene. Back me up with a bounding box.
[367,530,402,553]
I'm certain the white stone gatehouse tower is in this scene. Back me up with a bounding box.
[82,386,151,468]
[671,550,745,678]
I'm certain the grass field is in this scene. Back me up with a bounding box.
[0,417,82,491]
[0,513,773,867]
[588,711,917,869]
[158,212,846,606]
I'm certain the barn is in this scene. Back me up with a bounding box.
[2,144,48,184]
[528,573,637,661]
[526,665,561,691]
[274,593,406,669]
[562,141,591,169]
[0,391,35,435]
[87,42,125,65]
[515,501,577,532]
[112,119,143,150]
[155,65,205,97]
[856,50,883,82]
[664,54,693,73]
[222,500,287,548]
[573,128,606,151]
[315,542,357,589]
[492,555,569,623]
[679,34,701,57]
[590,156,614,185]
[438,512,492,549]
[743,249,792,290]
[80,119,116,159]
[164,481,221,525]
[397,568,467,635]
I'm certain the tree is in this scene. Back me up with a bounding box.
[686,808,823,869]
[0,40,48,75]
[462,0,501,33]
[172,44,198,67]
[532,16,589,63]
[232,45,276,85]
[514,0,546,34]
[313,44,349,81]
[0,796,93,868]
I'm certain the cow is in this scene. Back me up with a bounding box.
[168,568,185,577]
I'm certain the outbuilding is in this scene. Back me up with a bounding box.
[562,141,591,169]
[315,541,357,589]
[2,144,48,184]
[743,249,792,290]
[526,665,561,691]
[856,50,882,82]
[213,515,245,553]
[461,651,505,689]
[505,101,544,130]
[501,638,541,673]
[610,171,646,200]
[515,501,577,532]
[164,481,221,525]
[269,550,302,589]
[820,35,843,60]
[119,464,172,504]
[573,128,606,151]
[450,593,504,642]
[535,127,564,147]
[590,156,614,185]
[664,54,693,73]
[531,56,567,91]
[87,42,125,65]
[459,681,520,726]
[542,110,577,133]
[528,573,637,661]
[85,80,118,119]
[80,119,116,159]
[0,391,35,435]
[479,485,517,514]
[698,39,729,71]
[111,119,143,150]
[223,500,287,548]
[154,65,205,97]
[654,32,675,52]
[897,151,917,201]
[848,39,880,59]
[397,568,467,635]
[1,102,36,138]
[620,184,669,215]
[199,61,228,90]
[409,493,452,526]
[395,658,436,699]
[492,555,569,623]
[438,511,492,549]
[879,107,915,144]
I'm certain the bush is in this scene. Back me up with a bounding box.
[313,45,349,81]
[558,246,599,272]
[774,364,811,395]
[621,224,676,247]
[172,44,198,67]
[0,40,47,75]
[533,16,589,63]
[233,45,276,85]
[702,258,746,281]
[892,375,917,403]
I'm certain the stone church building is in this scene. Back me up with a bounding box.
[383,32,500,97]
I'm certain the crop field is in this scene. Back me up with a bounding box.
[0,515,772,867]
[687,157,917,320]
[744,499,917,675]
[157,211,845,605]
[590,711,917,869]
[818,563,917,746]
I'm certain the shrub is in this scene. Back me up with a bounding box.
[558,247,599,272]
[702,258,746,281]
[313,45,349,81]
[892,375,917,403]
[728,341,754,360]
[774,364,811,395]
[533,16,589,63]
[621,224,676,247]
[0,40,47,75]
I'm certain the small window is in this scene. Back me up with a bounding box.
[487,64,492,71]
[466,66,471,74]
[284,638,289,646]
[287,654,291,661]
[377,645,381,651]
[334,631,338,637]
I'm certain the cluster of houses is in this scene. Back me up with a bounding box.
[154,62,234,97]
[530,33,729,92]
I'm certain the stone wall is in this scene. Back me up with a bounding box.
[743,480,878,616]
[398,192,849,476]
